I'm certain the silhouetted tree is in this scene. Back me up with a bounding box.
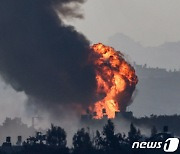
[94,120,129,154]
[102,120,120,150]
[46,124,67,148]
[94,130,104,151]
[73,128,93,154]
[128,123,142,144]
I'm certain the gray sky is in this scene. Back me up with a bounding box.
[65,0,180,47]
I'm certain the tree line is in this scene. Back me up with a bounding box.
[1,120,179,154]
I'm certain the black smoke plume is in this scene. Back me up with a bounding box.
[0,0,96,113]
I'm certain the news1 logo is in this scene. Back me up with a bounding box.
[164,138,179,152]
[132,138,179,152]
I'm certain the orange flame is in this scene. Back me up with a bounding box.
[90,43,138,119]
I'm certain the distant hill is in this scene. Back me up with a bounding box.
[130,64,180,117]
[108,33,180,70]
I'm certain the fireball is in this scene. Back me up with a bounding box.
[90,43,138,119]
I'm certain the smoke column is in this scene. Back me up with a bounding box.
[0,0,96,114]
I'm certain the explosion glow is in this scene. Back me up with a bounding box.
[90,43,138,119]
